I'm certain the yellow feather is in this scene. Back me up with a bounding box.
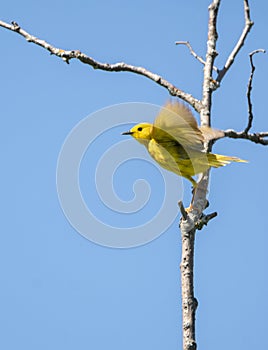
[122,101,247,186]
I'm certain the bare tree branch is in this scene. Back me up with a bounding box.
[0,20,203,112]
[179,2,221,349]
[178,200,188,220]
[175,41,219,73]
[211,49,268,146]
[224,130,268,145]
[216,0,254,83]
[244,49,266,133]
[201,0,221,127]
[179,220,197,350]
[0,3,262,350]
[195,211,218,230]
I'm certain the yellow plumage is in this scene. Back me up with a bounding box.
[122,102,246,186]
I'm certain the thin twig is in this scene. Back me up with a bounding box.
[216,0,254,83]
[0,20,203,112]
[211,49,268,146]
[244,49,266,133]
[210,49,268,146]
[195,212,217,230]
[178,201,188,220]
[176,41,219,73]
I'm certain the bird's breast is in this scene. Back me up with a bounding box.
[148,139,179,173]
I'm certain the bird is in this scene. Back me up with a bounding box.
[122,101,246,187]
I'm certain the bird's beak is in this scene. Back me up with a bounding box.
[121,131,134,135]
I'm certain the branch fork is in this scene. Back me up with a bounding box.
[0,2,265,349]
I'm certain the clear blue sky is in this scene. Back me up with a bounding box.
[1,1,268,349]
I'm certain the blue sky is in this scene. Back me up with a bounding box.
[1,1,268,349]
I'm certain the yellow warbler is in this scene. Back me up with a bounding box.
[122,101,246,187]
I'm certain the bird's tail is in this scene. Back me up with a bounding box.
[208,153,247,168]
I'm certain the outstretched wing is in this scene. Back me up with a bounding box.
[152,101,204,151]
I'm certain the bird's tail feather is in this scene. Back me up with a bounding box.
[208,154,247,168]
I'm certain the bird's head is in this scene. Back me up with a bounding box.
[122,123,153,145]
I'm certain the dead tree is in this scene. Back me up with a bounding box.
[0,1,267,349]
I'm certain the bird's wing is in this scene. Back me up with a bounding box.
[152,101,204,151]
[199,125,225,141]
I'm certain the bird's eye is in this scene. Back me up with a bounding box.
[137,127,143,131]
